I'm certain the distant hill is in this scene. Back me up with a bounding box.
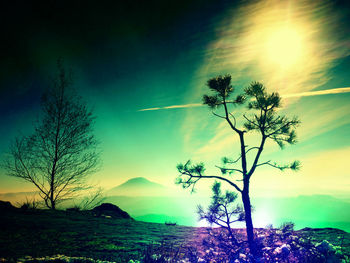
[92,203,133,219]
[104,193,350,231]
[106,177,170,197]
[104,195,200,218]
[253,195,350,231]
[2,178,350,232]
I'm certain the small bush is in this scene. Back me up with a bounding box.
[65,205,81,212]
[279,221,295,238]
[17,197,39,211]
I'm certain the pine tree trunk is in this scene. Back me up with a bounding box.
[242,188,257,256]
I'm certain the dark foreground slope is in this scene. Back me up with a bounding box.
[0,205,199,262]
[0,204,349,262]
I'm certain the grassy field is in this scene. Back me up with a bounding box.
[0,207,349,262]
[0,208,202,262]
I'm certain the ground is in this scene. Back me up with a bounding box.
[0,207,349,262]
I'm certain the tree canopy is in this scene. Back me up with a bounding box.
[3,61,100,209]
[177,75,300,256]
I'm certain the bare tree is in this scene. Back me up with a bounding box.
[177,75,300,256]
[3,61,100,209]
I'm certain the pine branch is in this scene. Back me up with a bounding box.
[215,165,243,174]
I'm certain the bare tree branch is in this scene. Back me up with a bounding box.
[1,60,100,209]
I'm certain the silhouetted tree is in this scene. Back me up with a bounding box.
[177,75,300,256]
[198,181,245,246]
[3,60,100,209]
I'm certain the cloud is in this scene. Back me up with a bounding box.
[178,0,350,152]
[138,103,202,112]
[194,92,350,159]
[138,87,350,112]
[137,86,350,158]
[282,87,350,98]
[138,107,162,111]
[294,96,350,141]
[194,121,236,158]
[193,0,350,94]
[135,1,350,170]
[252,146,350,197]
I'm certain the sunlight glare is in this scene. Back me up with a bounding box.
[264,27,304,69]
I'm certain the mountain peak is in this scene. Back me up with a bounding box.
[124,177,152,184]
[118,177,161,187]
[107,177,166,197]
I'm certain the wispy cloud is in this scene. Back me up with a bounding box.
[138,107,162,111]
[138,87,350,112]
[178,0,350,153]
[138,103,202,112]
[282,87,350,98]
[192,0,350,95]
[252,146,350,197]
[194,90,350,160]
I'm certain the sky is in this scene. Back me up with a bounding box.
[0,0,350,204]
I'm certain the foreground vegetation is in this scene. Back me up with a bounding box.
[0,203,349,262]
[0,203,199,262]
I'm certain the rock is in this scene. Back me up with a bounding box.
[239,253,246,259]
[316,240,336,254]
[262,247,272,251]
[290,235,299,241]
[92,203,133,219]
[273,244,291,257]
[273,246,282,255]
[290,241,300,250]
[274,241,283,246]
[314,240,347,263]
[281,244,291,256]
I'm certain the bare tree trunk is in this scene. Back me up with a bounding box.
[50,171,55,210]
[242,187,257,257]
[50,199,56,210]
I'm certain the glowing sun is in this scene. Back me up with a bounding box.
[265,27,304,69]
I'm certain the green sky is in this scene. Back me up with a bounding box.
[0,0,349,208]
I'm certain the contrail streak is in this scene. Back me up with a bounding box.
[281,87,350,98]
[138,87,350,112]
[138,103,202,111]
